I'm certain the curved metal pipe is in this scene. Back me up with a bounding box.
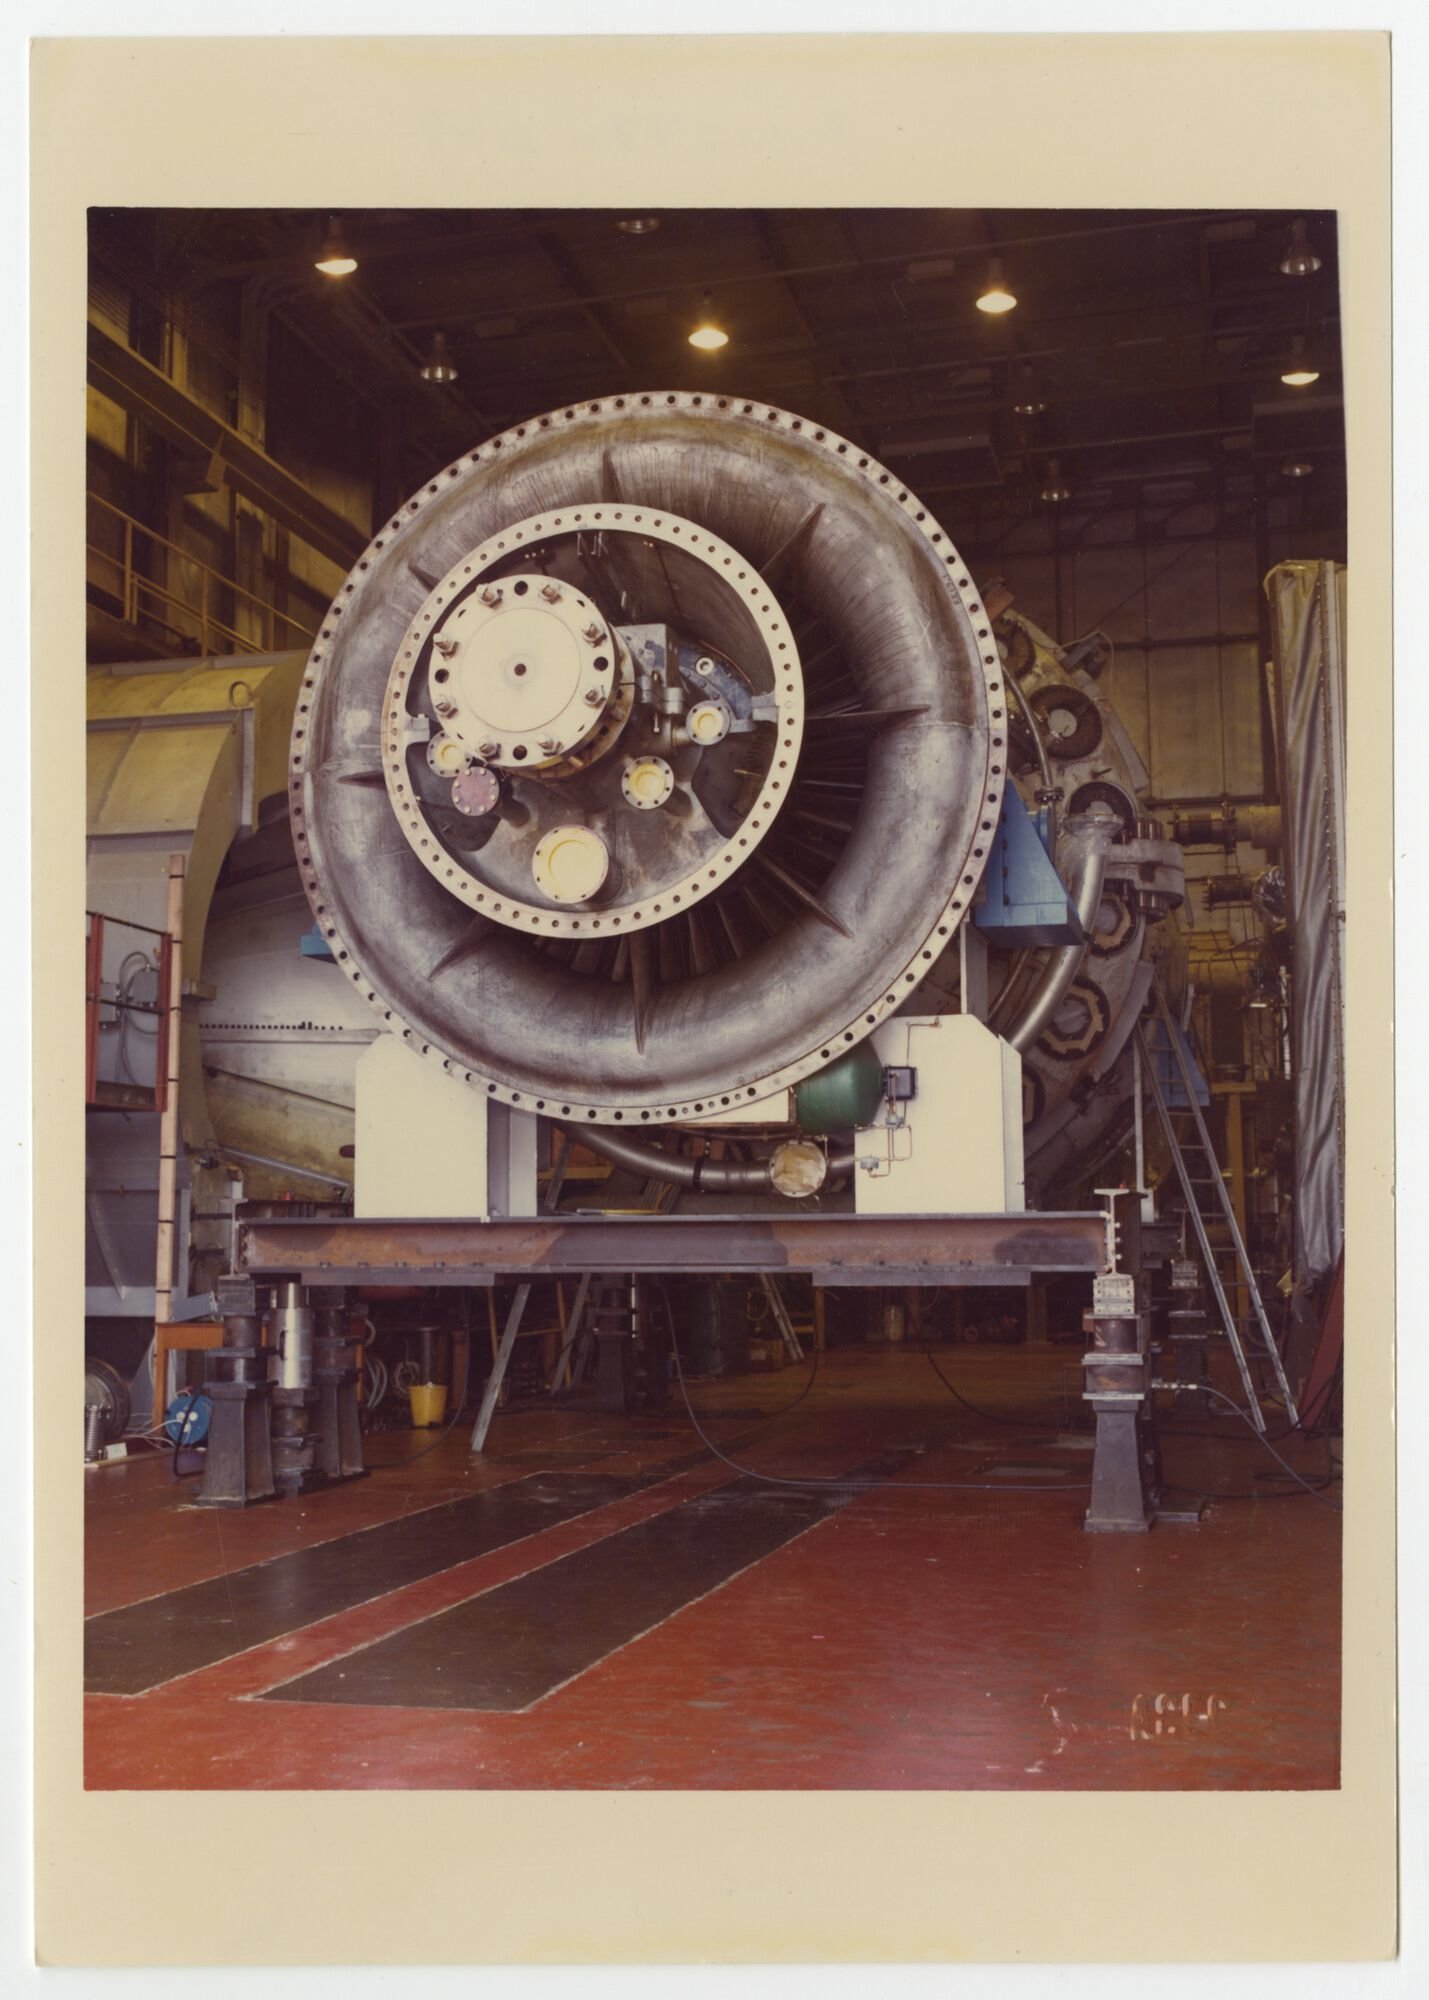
[1007,838,1109,1055]
[1005,669,1058,856]
[562,1124,856,1193]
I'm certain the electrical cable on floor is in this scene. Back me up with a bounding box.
[917,1345,1071,1431]
[680,1341,824,1423]
[1165,1386,1343,1510]
[366,1394,467,1470]
[657,1282,1091,1496]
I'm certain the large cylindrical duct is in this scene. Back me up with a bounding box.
[292,395,1008,1122]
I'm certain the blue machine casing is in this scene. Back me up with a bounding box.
[973,786,1084,949]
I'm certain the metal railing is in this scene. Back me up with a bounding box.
[86,492,318,659]
[85,908,173,1113]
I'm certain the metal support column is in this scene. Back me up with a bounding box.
[470,1282,532,1453]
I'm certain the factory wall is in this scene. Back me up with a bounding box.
[85,235,378,658]
[998,515,1266,805]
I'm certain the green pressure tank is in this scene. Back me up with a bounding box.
[793,1040,885,1134]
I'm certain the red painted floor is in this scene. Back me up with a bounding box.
[84,1346,1341,1790]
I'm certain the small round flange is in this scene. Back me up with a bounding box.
[531,824,611,904]
[686,699,731,746]
[452,764,502,817]
[621,756,675,810]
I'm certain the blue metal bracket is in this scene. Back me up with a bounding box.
[299,925,337,963]
[973,786,1084,948]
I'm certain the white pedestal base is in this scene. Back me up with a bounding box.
[353,1036,538,1220]
[853,1015,1024,1215]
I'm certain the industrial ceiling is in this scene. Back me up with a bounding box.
[88,204,1346,570]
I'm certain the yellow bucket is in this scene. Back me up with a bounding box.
[409,1382,448,1428]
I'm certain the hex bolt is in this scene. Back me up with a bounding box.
[583,623,603,645]
[583,686,605,707]
[538,736,561,755]
[433,634,458,658]
[433,698,457,719]
[479,586,503,608]
[540,583,563,603]
[477,739,500,759]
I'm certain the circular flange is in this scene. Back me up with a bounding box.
[532,824,611,904]
[427,733,472,780]
[452,763,502,817]
[380,504,805,939]
[1067,779,1138,839]
[686,699,731,746]
[291,391,1007,1124]
[621,755,675,810]
[429,573,615,770]
[1029,683,1103,761]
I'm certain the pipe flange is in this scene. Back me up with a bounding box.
[426,573,617,772]
[380,504,804,939]
[531,824,611,905]
[621,756,675,810]
[1029,684,1104,761]
[1066,779,1138,840]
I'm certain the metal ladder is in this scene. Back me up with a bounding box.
[1134,985,1298,1432]
[759,1275,806,1364]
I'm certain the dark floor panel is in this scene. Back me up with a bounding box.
[263,1478,850,1713]
[85,1471,642,1695]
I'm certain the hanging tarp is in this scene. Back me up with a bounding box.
[1263,560,1347,1386]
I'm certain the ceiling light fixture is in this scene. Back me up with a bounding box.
[314,215,358,278]
[1280,332,1320,387]
[1279,218,1323,277]
[616,216,661,235]
[1040,459,1071,504]
[1281,457,1314,479]
[1010,362,1046,415]
[687,294,729,352]
[976,257,1017,315]
[419,331,459,384]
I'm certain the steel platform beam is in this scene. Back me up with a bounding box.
[236,1210,1109,1290]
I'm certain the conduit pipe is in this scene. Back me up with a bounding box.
[566,1123,856,1193]
[1007,833,1110,1055]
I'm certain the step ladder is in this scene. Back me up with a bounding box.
[758,1275,806,1364]
[1134,985,1298,1432]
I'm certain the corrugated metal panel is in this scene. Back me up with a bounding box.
[1148,645,1227,798]
[1150,541,1220,638]
[1099,645,1151,769]
[1216,538,1258,627]
[1220,642,1264,794]
[1070,547,1147,644]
